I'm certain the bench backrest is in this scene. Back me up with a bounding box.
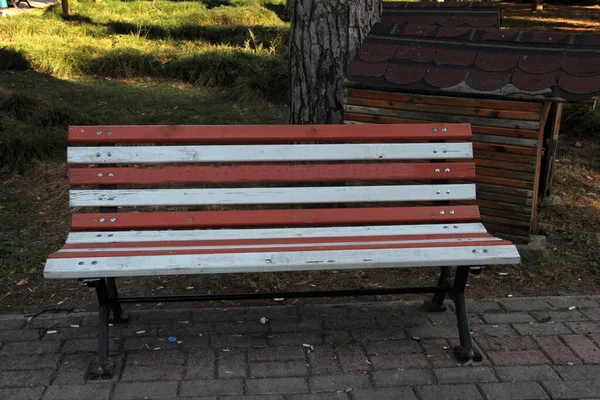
[67,124,479,233]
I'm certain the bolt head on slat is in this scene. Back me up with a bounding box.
[442,128,447,132]
[107,131,112,135]
[436,190,441,194]
[432,128,437,133]
[449,210,455,214]
[445,168,450,173]
[433,149,438,154]
[442,149,447,154]
[99,218,105,222]
[110,217,116,222]
[439,210,445,215]
[435,168,440,173]
[107,152,112,157]
[97,173,103,178]
[95,153,101,157]
[96,131,101,135]
[446,190,451,194]
[108,173,114,177]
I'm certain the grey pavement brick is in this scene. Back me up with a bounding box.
[499,298,552,312]
[480,312,535,324]
[380,315,430,328]
[121,365,184,382]
[245,306,300,321]
[494,365,561,382]
[554,364,600,380]
[0,329,41,342]
[287,394,347,400]
[270,320,323,334]
[475,324,518,337]
[480,382,549,400]
[543,380,600,399]
[350,327,407,342]
[324,318,375,331]
[123,336,208,351]
[0,354,58,370]
[127,350,184,366]
[250,361,307,378]
[0,319,25,331]
[246,377,308,395]
[53,353,94,385]
[352,387,418,400]
[487,350,550,366]
[465,300,503,313]
[309,373,371,393]
[0,340,61,356]
[337,345,370,373]
[531,310,588,322]
[156,323,209,338]
[212,334,268,348]
[566,321,600,334]
[191,307,247,322]
[416,384,483,400]
[365,339,421,355]
[269,332,323,347]
[217,350,246,379]
[428,312,483,326]
[223,396,284,400]
[113,382,178,399]
[545,297,600,309]
[591,333,600,346]
[134,310,192,324]
[513,322,573,336]
[247,346,304,362]
[420,339,456,368]
[213,321,269,335]
[369,354,430,370]
[181,379,244,396]
[185,349,215,380]
[0,387,45,400]
[373,369,435,387]
[0,369,54,388]
[534,336,580,365]
[301,304,353,319]
[308,345,341,375]
[407,326,458,339]
[62,338,120,354]
[111,324,159,338]
[475,336,538,352]
[434,366,497,384]
[581,308,600,320]
[29,314,82,329]
[561,334,600,364]
[43,383,112,400]
[324,330,352,345]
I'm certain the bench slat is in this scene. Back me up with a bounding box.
[71,205,481,230]
[44,244,521,279]
[68,124,472,143]
[69,184,476,207]
[69,162,476,185]
[67,143,473,164]
[65,223,490,244]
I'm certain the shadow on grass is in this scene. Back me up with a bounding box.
[0,48,31,71]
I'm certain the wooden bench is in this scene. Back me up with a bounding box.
[44,123,520,378]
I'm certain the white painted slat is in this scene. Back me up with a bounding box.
[57,237,502,253]
[70,184,476,207]
[44,245,521,279]
[66,223,489,244]
[67,143,473,164]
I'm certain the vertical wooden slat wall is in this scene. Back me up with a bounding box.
[343,87,548,244]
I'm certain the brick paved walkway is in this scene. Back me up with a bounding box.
[1,296,600,399]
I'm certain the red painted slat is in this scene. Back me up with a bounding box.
[62,232,493,250]
[68,124,472,143]
[71,205,481,231]
[50,239,512,259]
[69,162,476,185]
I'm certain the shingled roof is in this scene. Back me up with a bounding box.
[346,5,600,101]
[381,1,500,28]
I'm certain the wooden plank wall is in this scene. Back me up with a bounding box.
[343,88,549,244]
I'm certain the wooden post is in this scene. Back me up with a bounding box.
[62,0,69,16]
[289,0,381,124]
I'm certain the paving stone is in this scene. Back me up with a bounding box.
[121,365,184,382]
[245,377,308,395]
[434,366,497,384]
[0,319,25,331]
[0,340,61,356]
[223,396,284,400]
[62,338,119,354]
[0,387,45,400]
[127,350,184,366]
[123,336,208,351]
[324,330,352,345]
[247,346,304,362]
[308,345,341,375]
[373,369,435,386]
[134,310,192,324]
[43,383,112,400]
[245,306,300,321]
[181,379,244,396]
[113,382,179,399]
[591,333,600,347]
[0,329,41,342]
[380,314,430,328]
[270,320,323,334]
[45,326,98,340]
[480,382,549,400]
[475,336,538,352]
[301,304,353,320]
[480,312,535,324]
[29,314,83,329]
[309,373,371,393]
[111,324,159,338]
[542,380,600,399]
[0,354,58,370]
[324,318,376,331]
[420,339,456,368]
[487,350,550,366]
[561,334,600,364]
[0,369,54,388]
[217,350,246,378]
[269,332,323,346]
[407,326,458,339]
[350,328,407,342]
[465,300,503,313]
[427,312,483,326]
[365,339,421,355]
[53,353,94,385]
[213,321,269,335]
[531,310,588,322]
[286,394,346,400]
[416,384,483,400]
[212,334,268,348]
[475,324,518,337]
[369,353,430,370]
[185,349,215,380]
[498,298,552,312]
[250,360,307,378]
[513,322,573,336]
[554,364,600,380]
[352,387,418,400]
[156,323,209,338]
[545,297,600,309]
[534,336,580,365]
[566,321,600,334]
[191,308,247,322]
[494,365,561,382]
[336,344,370,372]
[581,308,600,321]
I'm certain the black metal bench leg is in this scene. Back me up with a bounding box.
[85,278,114,379]
[423,266,452,312]
[450,266,482,363]
[106,278,128,323]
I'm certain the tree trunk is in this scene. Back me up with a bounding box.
[532,0,543,12]
[62,0,69,15]
[289,0,381,124]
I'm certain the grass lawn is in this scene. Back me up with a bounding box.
[0,1,599,311]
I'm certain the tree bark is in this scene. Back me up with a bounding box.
[289,0,381,124]
[62,0,69,16]
[532,0,543,12]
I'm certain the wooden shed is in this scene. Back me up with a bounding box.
[343,2,600,244]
